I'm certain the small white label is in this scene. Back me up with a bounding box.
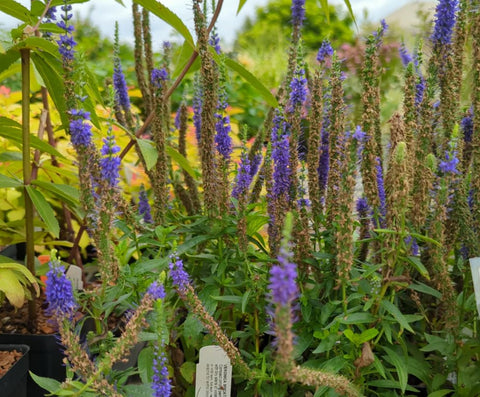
[469,257,480,317]
[66,264,84,290]
[195,345,232,397]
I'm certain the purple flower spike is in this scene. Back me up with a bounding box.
[209,32,221,54]
[45,261,77,318]
[231,153,252,199]
[291,0,306,29]
[356,197,370,217]
[152,346,171,397]
[169,257,189,292]
[431,0,459,46]
[151,68,169,89]
[399,43,413,67]
[272,128,290,199]
[269,247,298,306]
[113,58,131,112]
[100,134,121,187]
[147,281,166,300]
[139,186,153,223]
[375,157,387,227]
[214,114,233,160]
[316,40,334,63]
[289,68,308,109]
[439,151,460,174]
[69,110,92,147]
[353,125,366,142]
[193,83,202,142]
[461,109,473,144]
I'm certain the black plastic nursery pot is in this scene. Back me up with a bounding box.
[0,334,65,397]
[0,344,30,397]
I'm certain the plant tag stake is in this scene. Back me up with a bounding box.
[195,345,232,397]
[66,265,83,290]
[469,257,480,317]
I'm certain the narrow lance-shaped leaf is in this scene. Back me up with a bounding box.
[0,0,31,23]
[0,174,22,188]
[25,185,60,238]
[137,139,158,171]
[166,145,197,178]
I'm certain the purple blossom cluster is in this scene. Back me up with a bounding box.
[113,56,131,112]
[214,113,233,160]
[138,185,153,223]
[100,134,121,187]
[269,246,298,306]
[356,197,370,218]
[250,154,262,178]
[289,68,308,109]
[209,31,221,54]
[431,0,459,46]
[316,40,334,63]
[231,153,252,200]
[146,281,166,300]
[152,346,171,397]
[151,68,169,89]
[169,256,190,293]
[439,151,460,174]
[291,0,306,29]
[271,112,291,199]
[461,109,473,143]
[69,109,92,147]
[45,261,77,318]
[56,4,76,62]
[404,235,420,256]
[375,157,387,227]
[399,43,413,67]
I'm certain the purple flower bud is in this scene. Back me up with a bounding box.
[461,109,473,144]
[113,57,131,112]
[209,32,221,54]
[271,112,291,199]
[399,43,413,67]
[356,197,370,217]
[214,113,232,160]
[289,68,307,109]
[353,125,366,142]
[151,68,169,89]
[69,110,92,147]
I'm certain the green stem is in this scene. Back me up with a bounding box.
[21,48,37,328]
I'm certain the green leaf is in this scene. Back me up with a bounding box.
[166,145,197,178]
[343,328,378,346]
[237,0,248,14]
[342,0,357,28]
[241,290,251,313]
[223,57,278,108]
[428,390,453,397]
[180,361,196,384]
[133,0,194,47]
[0,268,25,307]
[0,120,65,158]
[137,346,154,384]
[20,37,59,57]
[408,282,442,299]
[367,379,418,392]
[380,299,415,333]
[0,174,22,188]
[211,295,243,305]
[123,384,155,397]
[338,312,375,324]
[319,0,329,23]
[382,347,408,394]
[172,40,200,78]
[0,0,31,22]
[31,52,68,128]
[405,255,429,279]
[32,181,80,208]
[25,185,60,238]
[29,372,62,393]
[137,139,158,171]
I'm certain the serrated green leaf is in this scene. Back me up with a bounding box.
[29,372,62,393]
[380,299,414,333]
[166,145,196,178]
[0,174,22,188]
[223,57,278,108]
[0,0,31,22]
[133,0,194,47]
[137,139,158,170]
[25,185,60,238]
[382,347,408,394]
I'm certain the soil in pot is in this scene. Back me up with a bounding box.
[0,344,29,397]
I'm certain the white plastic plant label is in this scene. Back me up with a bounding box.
[469,257,480,317]
[66,264,84,290]
[195,345,232,397]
